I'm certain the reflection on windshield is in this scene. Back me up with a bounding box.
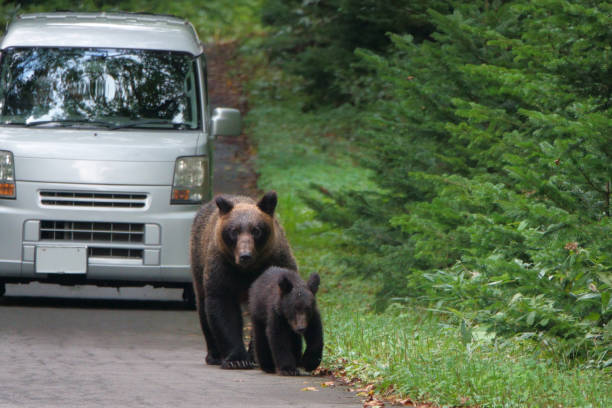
[0,48,200,129]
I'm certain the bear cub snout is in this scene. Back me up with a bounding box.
[249,266,323,376]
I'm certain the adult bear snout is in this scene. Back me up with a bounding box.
[239,253,253,264]
[236,234,255,265]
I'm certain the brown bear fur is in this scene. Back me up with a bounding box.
[249,267,323,376]
[190,191,297,369]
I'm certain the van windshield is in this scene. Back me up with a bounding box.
[0,47,201,130]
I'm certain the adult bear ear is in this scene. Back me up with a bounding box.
[215,196,234,216]
[257,191,277,216]
[278,275,293,295]
[307,273,320,295]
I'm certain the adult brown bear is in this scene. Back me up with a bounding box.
[190,191,297,369]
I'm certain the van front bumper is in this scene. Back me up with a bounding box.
[0,181,198,287]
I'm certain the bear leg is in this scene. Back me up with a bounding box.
[191,272,221,365]
[291,333,303,365]
[300,311,323,371]
[205,295,253,369]
[267,319,299,376]
[194,289,221,365]
[252,320,275,373]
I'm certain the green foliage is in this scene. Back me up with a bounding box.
[297,0,612,363]
[259,0,451,105]
[246,76,612,407]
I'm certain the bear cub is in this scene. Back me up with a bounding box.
[190,192,297,369]
[248,266,323,376]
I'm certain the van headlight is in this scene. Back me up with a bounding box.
[0,150,15,199]
[171,156,208,204]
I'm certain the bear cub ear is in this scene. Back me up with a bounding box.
[307,273,320,295]
[257,191,277,216]
[215,196,234,216]
[278,276,293,295]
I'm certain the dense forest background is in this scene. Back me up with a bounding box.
[1,0,610,369]
[259,0,611,364]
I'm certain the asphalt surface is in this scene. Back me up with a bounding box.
[0,285,359,407]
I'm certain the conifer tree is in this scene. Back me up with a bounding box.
[318,0,611,360]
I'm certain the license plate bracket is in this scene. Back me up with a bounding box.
[36,246,87,274]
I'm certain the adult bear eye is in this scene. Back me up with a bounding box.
[229,227,239,239]
[252,226,261,238]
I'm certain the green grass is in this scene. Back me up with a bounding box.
[324,304,611,407]
[246,89,612,408]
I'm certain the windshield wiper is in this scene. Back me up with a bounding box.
[111,120,191,130]
[25,119,115,128]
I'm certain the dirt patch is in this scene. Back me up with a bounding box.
[204,42,259,197]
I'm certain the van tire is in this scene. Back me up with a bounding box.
[182,285,195,309]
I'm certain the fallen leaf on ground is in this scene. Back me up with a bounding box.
[355,384,375,393]
[312,367,332,376]
[363,395,385,407]
[301,387,318,392]
[321,381,335,387]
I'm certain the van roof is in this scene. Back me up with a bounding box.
[1,12,203,56]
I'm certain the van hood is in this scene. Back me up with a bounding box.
[0,127,204,185]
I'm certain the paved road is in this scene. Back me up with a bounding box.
[0,285,360,407]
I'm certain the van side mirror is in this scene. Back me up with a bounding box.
[211,107,241,137]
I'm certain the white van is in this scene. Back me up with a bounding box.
[0,12,241,299]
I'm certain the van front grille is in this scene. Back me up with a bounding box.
[40,221,144,243]
[39,191,147,209]
[88,247,143,259]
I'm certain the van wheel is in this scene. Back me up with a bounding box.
[182,285,196,310]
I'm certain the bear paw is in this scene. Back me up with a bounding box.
[278,367,300,376]
[260,364,276,374]
[205,354,222,366]
[221,359,254,369]
[221,349,255,369]
[300,354,321,371]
